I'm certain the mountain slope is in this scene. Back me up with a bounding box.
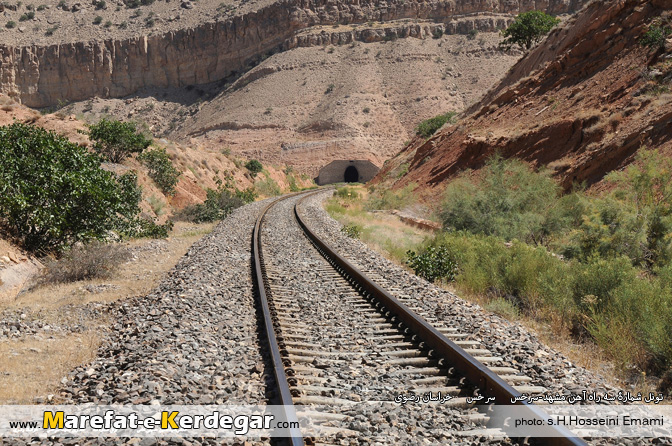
[376,0,672,197]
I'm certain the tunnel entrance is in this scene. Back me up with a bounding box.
[344,166,359,183]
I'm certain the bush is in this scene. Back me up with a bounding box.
[415,112,457,138]
[341,223,362,239]
[235,187,257,204]
[499,10,561,51]
[87,118,152,163]
[138,148,181,195]
[365,184,415,211]
[245,159,263,178]
[40,241,130,284]
[174,187,245,223]
[406,245,458,282]
[287,174,300,192]
[93,15,102,24]
[640,22,671,50]
[467,29,478,40]
[255,175,281,196]
[123,217,173,239]
[334,186,359,200]
[0,123,143,253]
[440,155,565,244]
[5,21,16,28]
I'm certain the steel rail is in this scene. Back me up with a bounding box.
[294,192,588,446]
[252,194,306,446]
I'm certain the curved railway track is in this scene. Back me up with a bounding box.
[252,190,588,445]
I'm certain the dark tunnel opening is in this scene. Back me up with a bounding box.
[344,166,359,183]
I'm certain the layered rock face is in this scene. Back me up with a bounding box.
[0,0,584,107]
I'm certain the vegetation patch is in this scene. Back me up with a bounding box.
[415,112,457,138]
[138,147,181,195]
[0,123,146,253]
[87,118,152,163]
[40,242,129,284]
[409,151,672,376]
[499,10,560,51]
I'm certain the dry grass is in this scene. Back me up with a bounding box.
[326,186,432,262]
[6,222,214,313]
[0,334,100,404]
[0,221,214,403]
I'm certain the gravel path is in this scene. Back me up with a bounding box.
[262,194,472,445]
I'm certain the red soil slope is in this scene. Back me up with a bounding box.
[376,0,672,198]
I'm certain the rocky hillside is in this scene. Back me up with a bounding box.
[375,0,672,198]
[0,0,585,108]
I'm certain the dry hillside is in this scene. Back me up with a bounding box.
[375,0,672,199]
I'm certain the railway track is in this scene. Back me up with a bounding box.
[252,190,588,445]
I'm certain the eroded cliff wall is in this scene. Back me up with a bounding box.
[0,0,584,107]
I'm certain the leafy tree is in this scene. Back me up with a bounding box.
[499,11,561,51]
[245,159,263,178]
[87,118,152,163]
[138,147,181,195]
[0,123,143,252]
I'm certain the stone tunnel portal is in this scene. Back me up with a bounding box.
[316,160,380,186]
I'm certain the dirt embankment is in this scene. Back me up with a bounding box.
[376,0,672,197]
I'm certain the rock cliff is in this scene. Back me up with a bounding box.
[0,0,584,107]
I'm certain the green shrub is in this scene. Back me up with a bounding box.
[40,241,129,284]
[415,112,457,138]
[467,29,478,40]
[255,175,281,196]
[440,156,565,244]
[174,187,245,223]
[138,148,181,195]
[19,11,34,20]
[235,187,257,204]
[365,183,415,210]
[87,118,152,163]
[0,123,143,253]
[123,217,173,238]
[334,186,359,200]
[406,245,458,282]
[93,15,102,24]
[341,223,362,239]
[5,21,16,28]
[245,159,263,178]
[287,174,300,192]
[499,10,560,51]
[640,21,671,50]
[485,298,519,320]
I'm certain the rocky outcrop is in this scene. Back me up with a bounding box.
[0,0,585,107]
[285,14,516,48]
